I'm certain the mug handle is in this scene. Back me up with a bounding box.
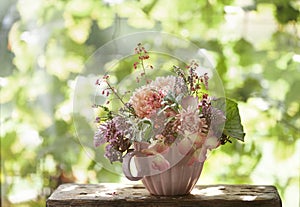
[122,151,144,181]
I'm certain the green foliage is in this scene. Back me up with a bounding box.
[1,0,299,206]
[274,2,299,24]
[223,99,245,142]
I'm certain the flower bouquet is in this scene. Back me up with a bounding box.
[93,43,245,195]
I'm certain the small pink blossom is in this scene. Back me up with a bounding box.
[130,76,186,118]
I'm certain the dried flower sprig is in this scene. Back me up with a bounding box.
[133,43,153,84]
[185,60,204,96]
[95,74,136,116]
[173,60,210,98]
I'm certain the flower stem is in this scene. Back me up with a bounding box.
[105,81,136,115]
[106,81,126,106]
[140,58,148,80]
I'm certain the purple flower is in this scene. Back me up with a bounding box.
[113,115,133,138]
[94,128,107,147]
[93,120,116,147]
[94,117,132,163]
[199,96,226,135]
[105,144,123,163]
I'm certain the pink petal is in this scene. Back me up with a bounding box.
[141,148,156,156]
[141,142,169,155]
[151,154,170,171]
[152,142,169,154]
[194,134,207,149]
[178,137,194,155]
[187,147,207,165]
[134,141,150,151]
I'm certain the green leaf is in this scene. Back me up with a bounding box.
[136,118,153,142]
[223,98,245,142]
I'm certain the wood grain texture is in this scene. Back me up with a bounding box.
[46,183,282,207]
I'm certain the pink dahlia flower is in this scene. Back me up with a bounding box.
[130,87,164,118]
[130,76,185,118]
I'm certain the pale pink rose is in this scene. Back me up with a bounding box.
[151,154,170,171]
[180,111,200,134]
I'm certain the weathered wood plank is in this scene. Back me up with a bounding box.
[46,183,282,207]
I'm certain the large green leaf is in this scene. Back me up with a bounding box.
[223,98,245,142]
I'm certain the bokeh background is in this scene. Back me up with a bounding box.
[1,0,299,206]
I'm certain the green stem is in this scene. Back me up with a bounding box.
[140,57,148,80]
[106,81,136,116]
[106,81,126,106]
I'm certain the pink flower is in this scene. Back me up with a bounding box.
[149,76,178,95]
[178,95,208,134]
[130,76,185,118]
[177,96,207,136]
[186,135,220,165]
[178,136,195,155]
[179,110,200,134]
[130,87,164,118]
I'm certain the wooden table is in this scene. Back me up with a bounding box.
[46,183,282,207]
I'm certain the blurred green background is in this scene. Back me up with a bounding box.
[1,0,299,206]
